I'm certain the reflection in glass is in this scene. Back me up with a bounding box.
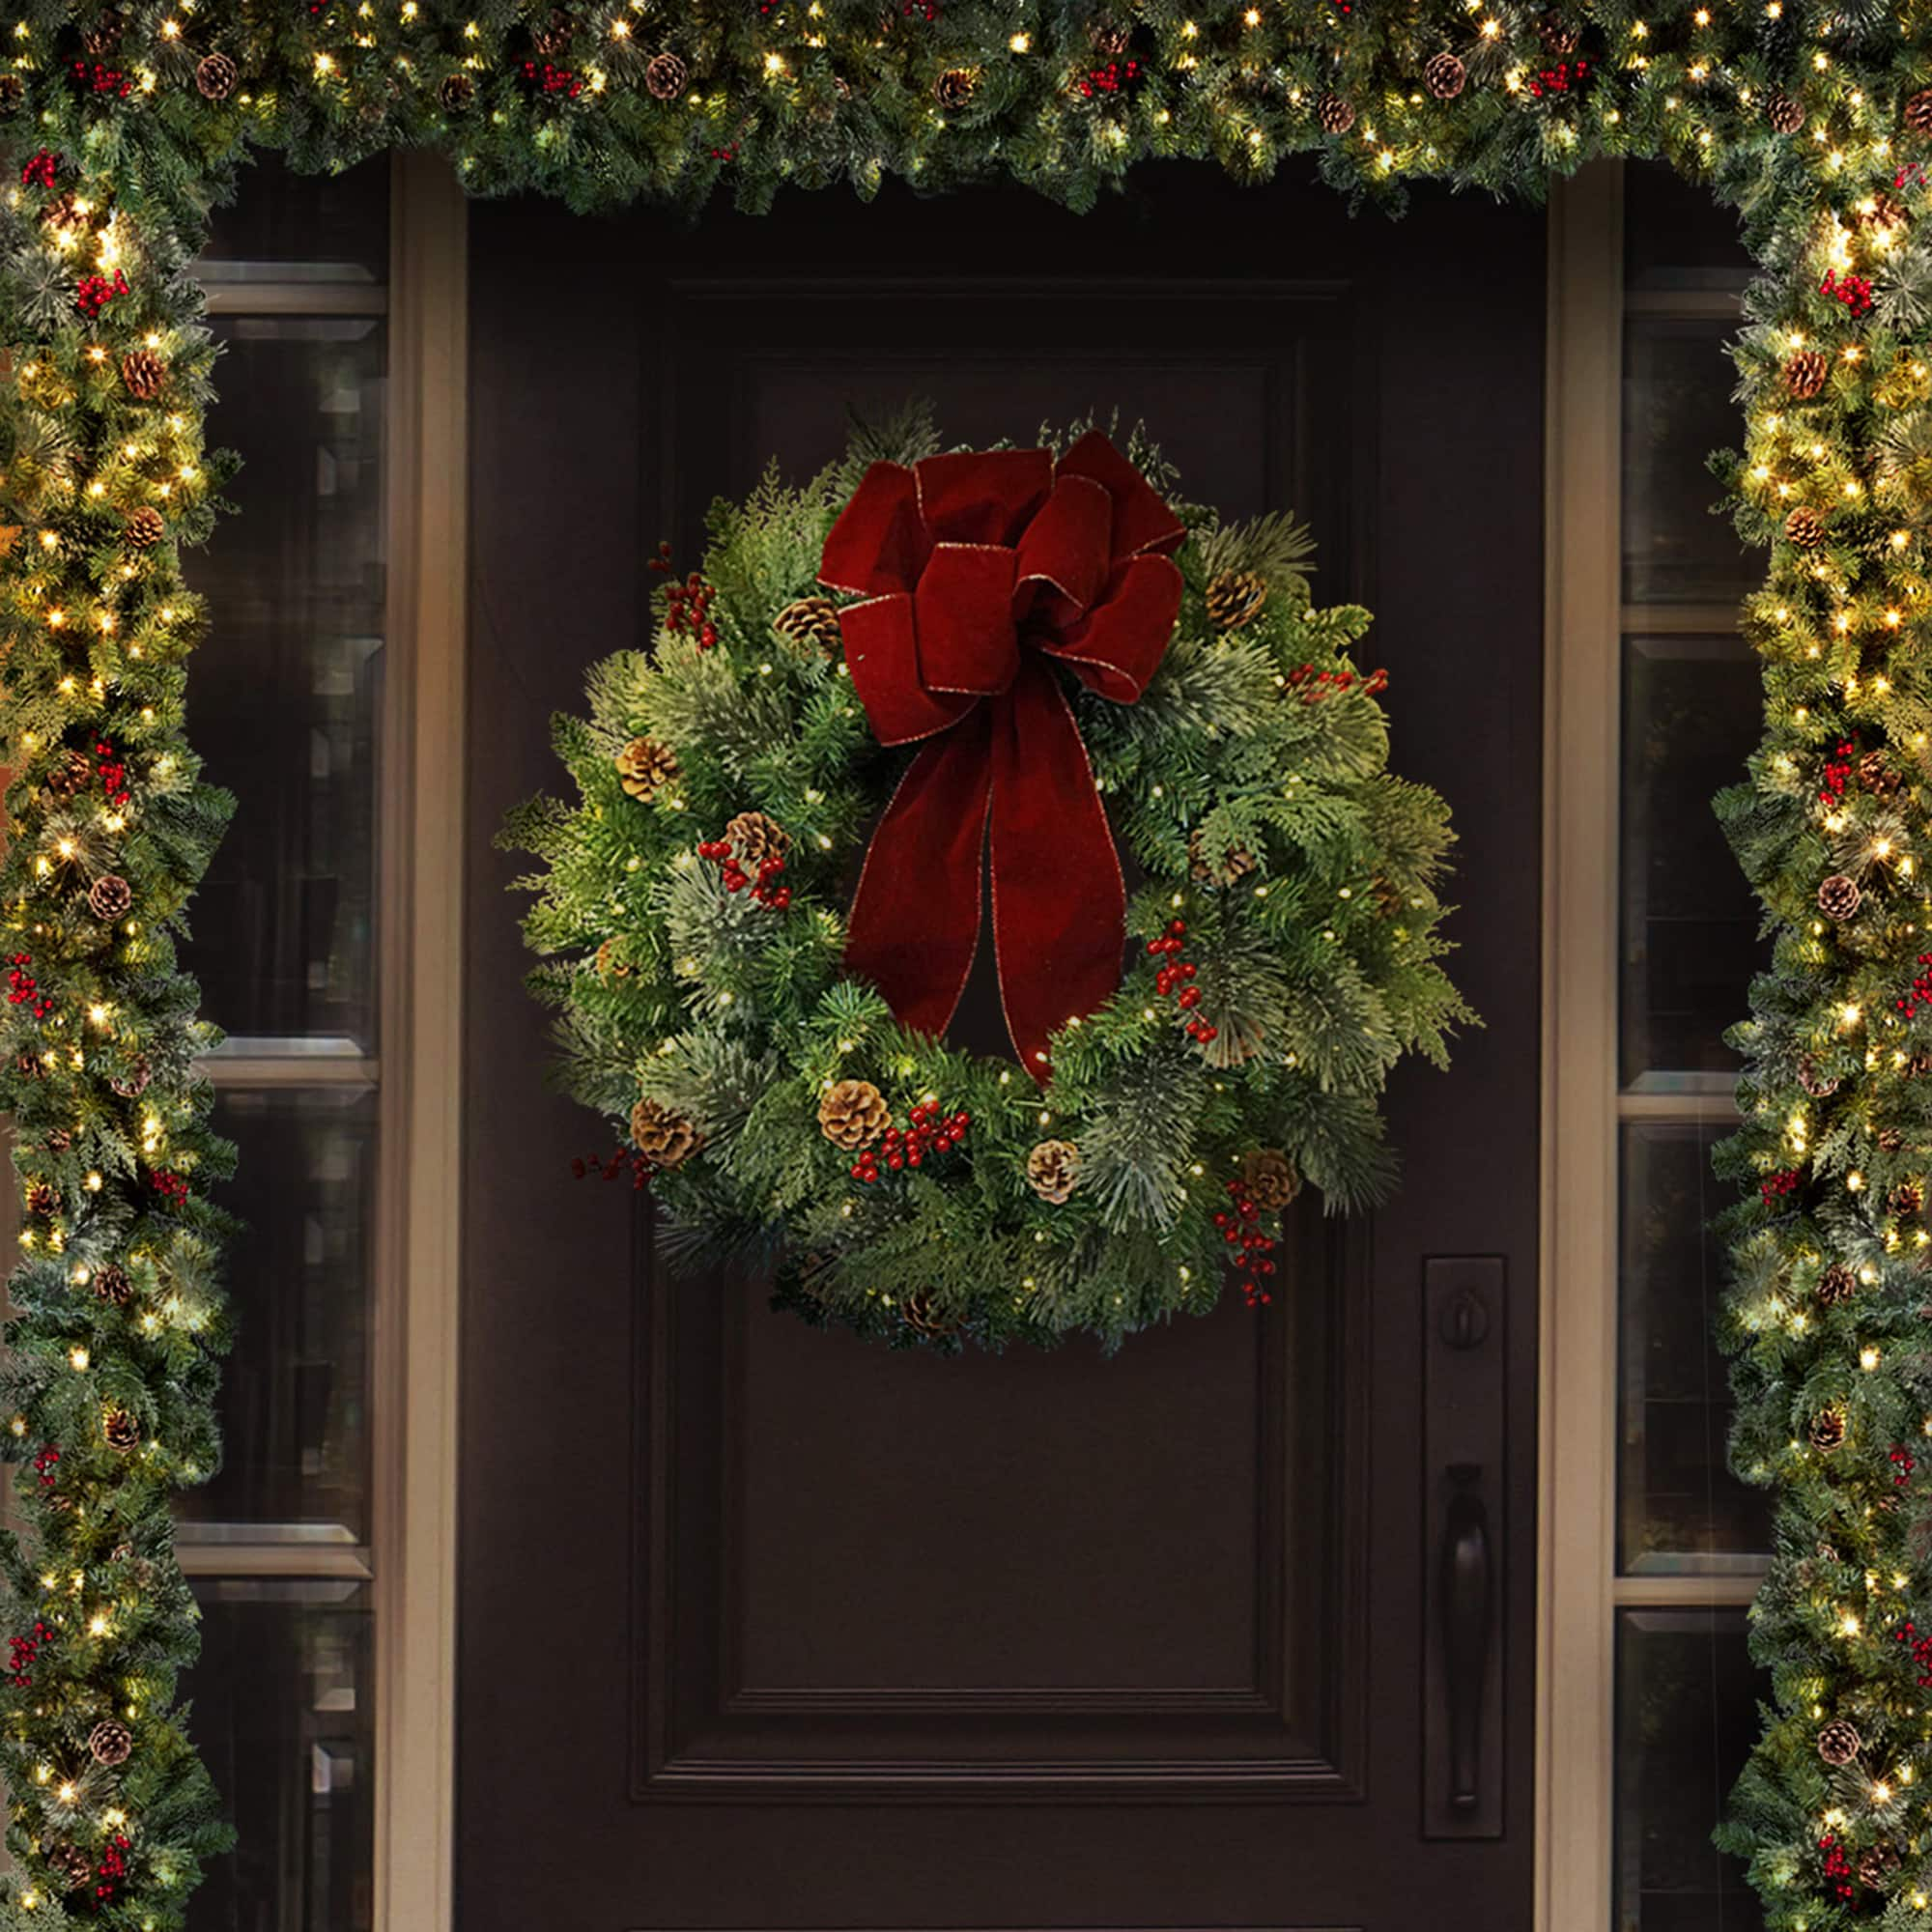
[178,1089,376,1539]
[1619,1122,1773,1571]
[183,317,386,1047]
[1622,320,1758,607]
[1619,635,1767,1088]
[185,1581,374,1932]
[1614,1609,1765,1931]
[199,155,390,283]
[1623,159,1755,295]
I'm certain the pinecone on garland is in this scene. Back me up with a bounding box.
[81,10,125,55]
[1818,873,1861,922]
[25,1183,57,1217]
[1206,567,1267,630]
[1893,1180,1924,1215]
[1817,1717,1861,1764]
[1189,826,1257,887]
[899,1291,958,1339]
[1859,749,1901,795]
[1859,1844,1902,1890]
[1784,504,1829,550]
[45,749,93,799]
[195,51,238,99]
[110,1055,151,1097]
[1240,1147,1300,1210]
[43,1844,92,1892]
[89,874,131,922]
[1907,87,1932,135]
[1536,13,1580,54]
[1026,1139,1081,1204]
[93,1264,132,1307]
[123,506,164,552]
[724,810,788,867]
[629,1097,700,1170]
[530,8,575,56]
[1423,52,1466,99]
[1879,1127,1907,1152]
[119,348,165,401]
[0,73,23,112]
[594,937,634,981]
[1816,1262,1858,1305]
[438,71,474,112]
[615,736,678,802]
[43,1129,70,1153]
[1316,92,1356,134]
[1783,349,1829,399]
[1809,1407,1848,1454]
[1766,90,1804,133]
[818,1079,890,1151]
[1088,17,1132,54]
[1798,1056,1839,1097]
[773,595,842,655]
[87,1717,132,1766]
[101,1406,140,1455]
[933,67,978,109]
[644,51,688,99]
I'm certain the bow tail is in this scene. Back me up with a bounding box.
[843,706,995,1041]
[989,660,1126,1084]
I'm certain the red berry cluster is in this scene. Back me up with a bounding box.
[1079,58,1144,96]
[1760,1167,1803,1206]
[1525,57,1593,98]
[1897,952,1932,1017]
[7,952,54,1022]
[1216,1178,1278,1307]
[696,837,791,910]
[149,1169,190,1208]
[900,0,938,17]
[71,58,132,97]
[1285,662,1388,705]
[1895,1617,1932,1686]
[709,142,741,161]
[94,739,130,809]
[93,1833,130,1902]
[19,150,56,189]
[650,545,721,647]
[1897,162,1929,191]
[572,1147,651,1190]
[519,59,583,97]
[1890,1442,1918,1488]
[8,1619,53,1688]
[32,1445,59,1490]
[849,1101,970,1183]
[1822,268,1876,318]
[74,268,128,320]
[1820,1832,1856,1901]
[1819,737,1856,807]
[1146,919,1219,1045]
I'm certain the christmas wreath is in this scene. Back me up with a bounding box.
[509,412,1471,1348]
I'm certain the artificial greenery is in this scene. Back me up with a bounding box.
[506,412,1470,1349]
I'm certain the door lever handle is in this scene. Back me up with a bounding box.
[1439,1463,1492,1812]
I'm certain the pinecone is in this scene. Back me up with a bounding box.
[195,51,238,99]
[1859,1844,1901,1891]
[773,595,842,655]
[1880,1126,1907,1151]
[644,50,688,99]
[93,1264,132,1307]
[45,749,93,799]
[1861,189,1910,233]
[1893,1180,1924,1216]
[933,67,978,110]
[26,1182,57,1217]
[43,190,88,242]
[119,349,165,401]
[1240,1147,1300,1211]
[438,71,474,112]
[1798,1056,1839,1097]
[1316,92,1356,134]
[101,1407,140,1455]
[1026,1139,1081,1204]
[818,1078,890,1151]
[1817,1262,1858,1305]
[43,1843,92,1892]
[1783,349,1829,399]
[1536,14,1580,54]
[87,1717,132,1765]
[899,1291,958,1339]
[1088,17,1132,54]
[14,1052,43,1081]
[1206,567,1267,630]
[1818,873,1861,922]
[1767,90,1804,133]
[1188,826,1257,887]
[88,874,131,922]
[1424,52,1466,99]
[530,8,575,56]
[1784,504,1829,550]
[1817,1717,1861,1764]
[629,1097,701,1170]
[1859,749,1900,795]
[615,736,677,802]
[81,10,124,55]
[123,506,164,552]
[594,937,633,981]
[0,73,24,112]
[1906,87,1932,135]
[724,810,788,867]
[43,1129,71,1153]
[1809,1407,1848,1454]
[110,1056,151,1097]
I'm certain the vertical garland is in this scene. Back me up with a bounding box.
[0,144,237,1926]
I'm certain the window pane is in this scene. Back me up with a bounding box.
[1619,1121,1773,1571]
[1619,634,1766,1088]
[177,1088,376,1540]
[1615,1609,1765,1931]
[200,155,389,284]
[1623,159,1754,295]
[183,316,386,1046]
[1622,318,1757,607]
[185,1580,375,1932]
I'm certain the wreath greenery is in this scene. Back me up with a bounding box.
[507,411,1471,1349]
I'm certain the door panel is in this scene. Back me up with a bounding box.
[461,164,1544,1930]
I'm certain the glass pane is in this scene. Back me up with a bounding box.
[185,1580,375,1932]
[177,1088,376,1540]
[1619,1121,1773,1572]
[200,154,390,285]
[1620,634,1767,1088]
[1623,319,1757,606]
[1624,159,1755,295]
[1615,1609,1765,1932]
[183,317,386,1047]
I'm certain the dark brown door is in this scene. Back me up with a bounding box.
[460,165,1545,1931]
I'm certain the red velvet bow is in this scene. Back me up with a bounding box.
[819,431,1185,1082]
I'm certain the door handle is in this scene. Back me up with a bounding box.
[1439,1465,1492,1812]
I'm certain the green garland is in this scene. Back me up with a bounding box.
[0,0,1918,1923]
[506,415,1470,1348]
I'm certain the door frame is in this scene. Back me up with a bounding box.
[377,154,1654,1932]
